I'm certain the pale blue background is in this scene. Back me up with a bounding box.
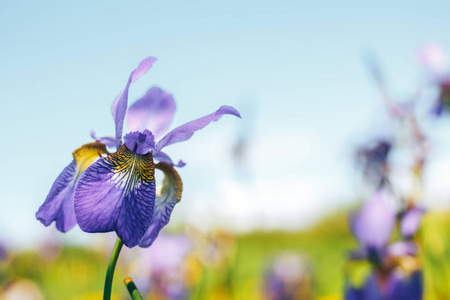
[1,0,450,247]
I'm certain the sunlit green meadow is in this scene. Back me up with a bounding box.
[1,209,449,300]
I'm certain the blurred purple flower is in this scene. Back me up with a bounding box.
[387,270,423,300]
[356,140,391,186]
[349,191,396,260]
[345,271,422,300]
[148,234,191,299]
[264,254,312,300]
[417,43,450,116]
[347,192,423,300]
[129,233,191,298]
[400,206,426,240]
[36,57,241,248]
[386,241,417,258]
[431,79,450,116]
[345,275,381,300]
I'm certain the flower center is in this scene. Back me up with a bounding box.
[124,130,155,155]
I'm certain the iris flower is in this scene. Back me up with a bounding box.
[264,254,312,300]
[346,191,423,300]
[417,43,450,116]
[356,140,391,187]
[36,57,241,248]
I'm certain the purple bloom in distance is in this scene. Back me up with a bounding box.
[350,191,396,251]
[416,44,450,116]
[356,139,391,185]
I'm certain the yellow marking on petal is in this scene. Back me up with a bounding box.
[156,162,183,202]
[106,145,155,193]
[72,142,108,173]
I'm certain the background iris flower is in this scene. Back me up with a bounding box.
[36,57,241,248]
[417,43,450,116]
[346,191,423,300]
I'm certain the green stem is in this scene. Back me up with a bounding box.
[103,237,124,300]
[123,277,144,300]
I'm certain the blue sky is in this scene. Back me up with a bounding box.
[2,1,450,247]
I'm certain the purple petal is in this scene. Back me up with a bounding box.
[36,142,108,232]
[153,151,186,168]
[154,105,241,154]
[90,131,116,149]
[387,241,418,257]
[74,145,156,248]
[139,162,182,248]
[126,87,176,139]
[400,206,426,239]
[345,275,382,300]
[349,191,396,249]
[36,160,78,232]
[387,270,423,300]
[111,57,157,148]
[124,130,155,155]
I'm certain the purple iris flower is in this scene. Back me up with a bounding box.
[347,191,423,300]
[36,57,241,248]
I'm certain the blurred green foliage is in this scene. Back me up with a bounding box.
[1,210,449,300]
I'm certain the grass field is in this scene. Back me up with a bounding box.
[1,210,449,300]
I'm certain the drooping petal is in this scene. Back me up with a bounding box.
[400,206,426,239]
[154,105,241,154]
[345,275,382,300]
[153,151,186,168]
[126,87,176,139]
[74,144,156,248]
[387,270,423,300]
[111,57,157,148]
[349,191,396,250]
[139,162,182,248]
[36,160,77,232]
[36,142,108,232]
[90,131,116,149]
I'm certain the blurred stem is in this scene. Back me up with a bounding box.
[103,237,124,300]
[123,277,144,300]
